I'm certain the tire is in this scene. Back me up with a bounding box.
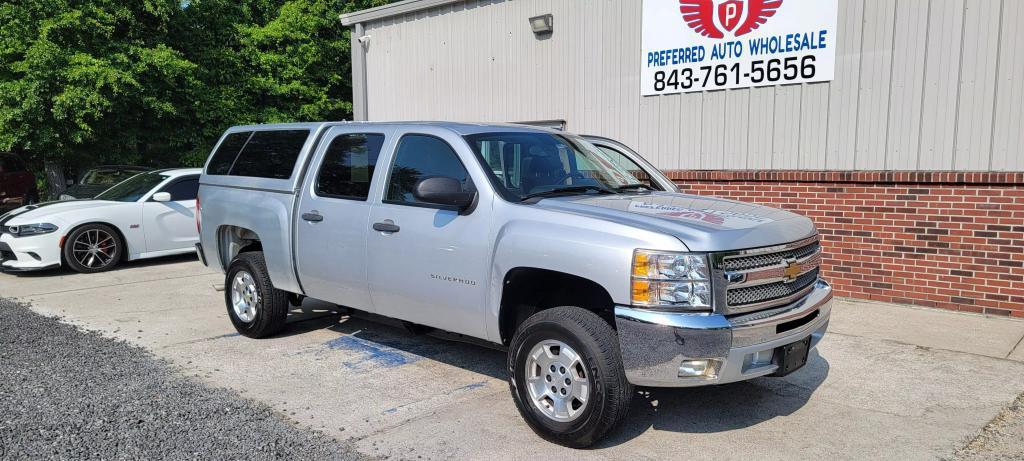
[25,190,38,205]
[508,306,633,448]
[225,251,289,338]
[62,223,124,273]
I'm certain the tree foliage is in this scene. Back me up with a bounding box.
[0,0,391,195]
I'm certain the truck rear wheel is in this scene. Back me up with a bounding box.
[225,251,289,338]
[508,306,633,448]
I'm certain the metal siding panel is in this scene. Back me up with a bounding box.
[992,0,1024,171]
[798,82,829,169]
[747,86,775,169]
[723,88,751,169]
[825,0,864,169]
[701,91,727,169]
[772,85,802,169]
[918,0,965,170]
[885,0,930,170]
[854,0,896,169]
[953,0,1001,170]
[672,94,704,170]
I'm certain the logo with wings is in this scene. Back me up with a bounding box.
[679,0,783,38]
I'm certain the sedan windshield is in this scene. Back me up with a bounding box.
[464,132,647,201]
[94,172,169,202]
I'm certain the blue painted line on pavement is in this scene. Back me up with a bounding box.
[325,335,419,370]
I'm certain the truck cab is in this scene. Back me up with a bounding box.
[197,122,831,447]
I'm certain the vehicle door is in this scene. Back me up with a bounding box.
[366,131,493,338]
[294,126,392,312]
[142,175,200,252]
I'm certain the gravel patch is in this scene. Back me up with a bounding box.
[0,298,369,460]
[953,392,1024,461]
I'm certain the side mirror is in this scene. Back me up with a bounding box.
[152,192,172,203]
[413,177,476,211]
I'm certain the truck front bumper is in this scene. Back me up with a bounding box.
[614,279,832,387]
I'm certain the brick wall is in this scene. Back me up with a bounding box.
[664,170,1024,318]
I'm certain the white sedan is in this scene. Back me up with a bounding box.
[0,168,201,273]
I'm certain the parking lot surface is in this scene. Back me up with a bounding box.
[0,298,365,460]
[3,255,1024,460]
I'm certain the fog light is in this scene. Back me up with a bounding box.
[678,359,721,378]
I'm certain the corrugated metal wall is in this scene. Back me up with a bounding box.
[360,0,1024,172]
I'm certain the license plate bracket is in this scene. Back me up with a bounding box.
[770,336,811,377]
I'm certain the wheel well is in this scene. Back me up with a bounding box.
[498,268,615,345]
[60,222,130,262]
[216,225,262,267]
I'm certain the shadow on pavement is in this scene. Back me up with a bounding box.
[4,252,200,277]
[275,298,829,443]
[598,350,830,446]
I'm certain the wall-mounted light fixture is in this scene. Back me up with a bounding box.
[529,14,553,35]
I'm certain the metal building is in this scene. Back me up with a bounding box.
[340,0,1024,317]
[341,0,1023,172]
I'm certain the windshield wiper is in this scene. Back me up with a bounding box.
[521,185,617,201]
[615,183,653,192]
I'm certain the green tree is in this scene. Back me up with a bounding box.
[0,0,393,198]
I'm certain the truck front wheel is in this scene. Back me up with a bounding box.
[225,251,289,338]
[508,306,633,448]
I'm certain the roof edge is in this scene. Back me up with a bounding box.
[339,0,465,26]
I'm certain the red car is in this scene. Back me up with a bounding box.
[0,153,38,212]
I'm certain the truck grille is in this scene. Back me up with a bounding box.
[720,240,820,271]
[726,268,819,306]
[714,236,822,315]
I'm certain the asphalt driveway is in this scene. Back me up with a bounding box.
[2,255,1024,460]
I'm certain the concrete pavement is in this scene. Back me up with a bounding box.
[3,255,1024,460]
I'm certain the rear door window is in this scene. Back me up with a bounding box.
[229,130,310,179]
[205,130,311,179]
[315,134,386,200]
[206,132,252,175]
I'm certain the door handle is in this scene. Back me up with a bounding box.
[301,211,324,222]
[373,221,400,233]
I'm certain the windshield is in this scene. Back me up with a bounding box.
[464,132,646,201]
[94,172,169,202]
[81,168,146,186]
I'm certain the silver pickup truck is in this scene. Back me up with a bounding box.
[197,122,831,447]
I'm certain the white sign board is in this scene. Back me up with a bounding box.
[641,0,838,95]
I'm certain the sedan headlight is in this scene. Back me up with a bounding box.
[7,223,58,237]
[631,249,713,311]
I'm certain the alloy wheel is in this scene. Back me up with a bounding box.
[71,229,117,269]
[231,270,260,323]
[525,339,591,422]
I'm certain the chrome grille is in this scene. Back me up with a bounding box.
[713,236,823,315]
[727,269,818,306]
[720,241,820,271]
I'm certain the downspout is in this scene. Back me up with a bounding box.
[350,22,370,121]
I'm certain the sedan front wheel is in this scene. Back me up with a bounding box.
[62,224,123,273]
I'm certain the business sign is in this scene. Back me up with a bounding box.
[641,0,838,95]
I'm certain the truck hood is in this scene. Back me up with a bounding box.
[0,200,129,226]
[534,192,816,252]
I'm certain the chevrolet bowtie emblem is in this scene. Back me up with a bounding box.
[782,259,802,282]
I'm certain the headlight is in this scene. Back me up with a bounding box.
[7,223,58,237]
[631,249,713,311]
